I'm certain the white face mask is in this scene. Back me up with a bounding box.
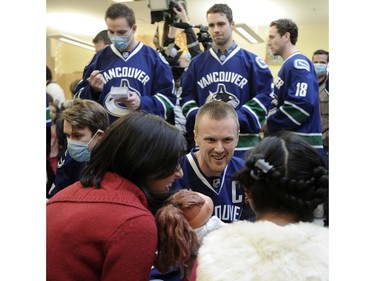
[108,30,133,52]
[314,63,327,77]
[67,130,101,162]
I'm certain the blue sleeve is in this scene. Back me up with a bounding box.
[138,53,177,120]
[237,57,274,133]
[73,53,101,101]
[267,62,317,133]
[180,59,199,135]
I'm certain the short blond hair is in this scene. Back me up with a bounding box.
[194,101,239,132]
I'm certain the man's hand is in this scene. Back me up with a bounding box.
[115,92,141,111]
[88,70,105,92]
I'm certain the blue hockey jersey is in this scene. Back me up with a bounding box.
[75,43,176,124]
[267,52,323,150]
[48,150,85,199]
[171,149,253,223]
[180,45,274,157]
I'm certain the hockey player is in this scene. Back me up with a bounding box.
[266,18,323,154]
[172,101,254,223]
[74,3,176,124]
[180,4,274,158]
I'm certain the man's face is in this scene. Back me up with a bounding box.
[268,25,285,56]
[94,40,109,52]
[106,17,132,37]
[312,54,328,65]
[207,12,234,48]
[63,121,98,152]
[194,115,239,177]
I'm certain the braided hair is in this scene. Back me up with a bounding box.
[234,131,328,222]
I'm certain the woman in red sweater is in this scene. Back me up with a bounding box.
[47,111,187,281]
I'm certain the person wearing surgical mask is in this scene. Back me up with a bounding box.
[47,99,109,199]
[312,49,329,167]
[73,3,176,126]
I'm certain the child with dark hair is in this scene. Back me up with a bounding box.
[190,131,329,281]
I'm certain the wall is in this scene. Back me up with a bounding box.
[47,37,95,99]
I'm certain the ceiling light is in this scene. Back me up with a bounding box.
[49,35,95,51]
[148,0,169,11]
[111,0,143,2]
[235,24,264,44]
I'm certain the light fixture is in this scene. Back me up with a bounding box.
[148,0,169,11]
[235,24,264,44]
[49,35,95,51]
[111,0,143,2]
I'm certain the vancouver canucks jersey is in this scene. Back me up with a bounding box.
[171,149,253,223]
[180,45,274,157]
[48,150,85,199]
[75,43,176,124]
[267,52,323,150]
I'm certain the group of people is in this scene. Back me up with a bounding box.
[46,26,113,198]
[47,2,329,281]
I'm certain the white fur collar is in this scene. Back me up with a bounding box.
[196,220,328,281]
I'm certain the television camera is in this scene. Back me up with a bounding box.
[148,0,212,50]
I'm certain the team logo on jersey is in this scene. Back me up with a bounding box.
[104,79,140,117]
[56,150,67,168]
[294,59,310,72]
[255,56,269,69]
[213,178,221,189]
[205,83,240,108]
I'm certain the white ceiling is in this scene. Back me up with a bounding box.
[46,0,328,45]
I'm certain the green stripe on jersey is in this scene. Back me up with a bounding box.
[182,101,198,117]
[237,134,261,149]
[246,99,267,125]
[282,103,309,125]
[157,95,175,117]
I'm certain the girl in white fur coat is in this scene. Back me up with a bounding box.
[190,131,329,281]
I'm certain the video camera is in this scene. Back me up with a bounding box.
[196,26,212,50]
[172,22,212,50]
[149,0,187,24]
[149,0,212,50]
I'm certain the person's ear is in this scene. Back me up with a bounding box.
[96,129,105,140]
[284,31,290,41]
[194,129,199,147]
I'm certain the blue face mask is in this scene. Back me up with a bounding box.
[67,130,100,162]
[108,30,133,52]
[314,63,327,77]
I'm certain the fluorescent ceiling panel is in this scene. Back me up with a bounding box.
[49,35,95,51]
[235,23,264,44]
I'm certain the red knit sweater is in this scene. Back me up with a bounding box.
[47,172,157,281]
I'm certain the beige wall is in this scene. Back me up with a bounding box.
[46,22,328,96]
[47,37,95,99]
